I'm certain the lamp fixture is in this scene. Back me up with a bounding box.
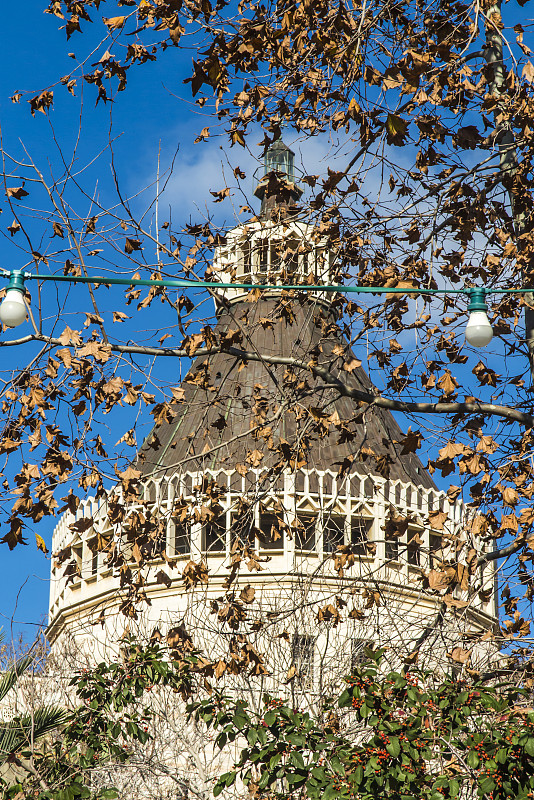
[0,271,28,328]
[465,288,493,348]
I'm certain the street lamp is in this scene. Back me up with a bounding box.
[0,271,28,328]
[465,288,493,348]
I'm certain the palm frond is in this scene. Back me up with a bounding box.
[0,706,67,762]
[23,705,68,740]
[0,629,67,764]
[0,655,34,702]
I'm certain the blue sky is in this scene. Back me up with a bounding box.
[0,2,353,645]
[0,1,205,643]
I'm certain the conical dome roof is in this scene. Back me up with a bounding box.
[137,297,435,491]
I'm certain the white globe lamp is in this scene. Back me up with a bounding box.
[465,288,492,348]
[0,272,28,328]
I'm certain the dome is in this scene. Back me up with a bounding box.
[137,297,434,490]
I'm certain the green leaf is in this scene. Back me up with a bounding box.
[338,689,352,707]
[386,736,401,758]
[246,728,258,746]
[256,726,267,745]
[290,750,305,770]
[232,713,247,730]
[311,767,326,780]
[525,738,534,757]
[99,791,118,800]
[224,771,236,787]
[287,772,307,786]
[258,770,271,789]
[480,777,495,794]
[288,732,305,747]
[269,753,282,769]
[330,755,344,774]
[352,765,363,785]
[324,784,339,800]
[467,750,479,768]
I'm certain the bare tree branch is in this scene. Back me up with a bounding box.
[2,334,531,426]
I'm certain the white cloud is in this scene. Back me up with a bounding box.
[129,126,360,231]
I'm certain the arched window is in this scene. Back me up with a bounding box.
[173,521,190,556]
[291,633,315,688]
[407,528,422,566]
[239,241,252,283]
[72,542,82,583]
[296,513,315,551]
[323,515,344,552]
[203,516,226,554]
[256,239,269,277]
[351,518,371,555]
[258,512,284,551]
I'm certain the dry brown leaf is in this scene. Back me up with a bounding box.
[438,441,466,460]
[103,16,126,30]
[124,238,143,253]
[285,664,297,682]
[246,449,264,467]
[343,357,361,372]
[156,570,172,588]
[239,585,255,604]
[399,428,422,454]
[501,514,519,532]
[449,647,470,664]
[443,594,469,609]
[427,569,452,591]
[78,341,112,363]
[214,660,226,678]
[6,186,29,200]
[437,370,458,396]
[58,326,82,347]
[428,509,448,531]
[501,486,519,507]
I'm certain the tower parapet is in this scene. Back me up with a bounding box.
[48,467,496,648]
[211,218,332,306]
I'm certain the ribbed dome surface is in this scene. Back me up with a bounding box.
[136,297,434,490]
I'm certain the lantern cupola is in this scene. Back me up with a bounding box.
[254,137,303,216]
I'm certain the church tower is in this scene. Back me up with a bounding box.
[48,138,497,681]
